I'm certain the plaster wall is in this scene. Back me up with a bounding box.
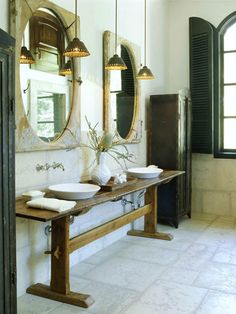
[0,0,8,32]
[167,0,236,216]
[14,0,168,296]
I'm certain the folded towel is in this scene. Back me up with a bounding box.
[27,197,76,212]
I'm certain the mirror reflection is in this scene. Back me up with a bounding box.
[110,45,135,139]
[103,31,141,143]
[20,8,71,142]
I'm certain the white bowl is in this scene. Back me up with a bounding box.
[48,183,101,200]
[127,167,163,179]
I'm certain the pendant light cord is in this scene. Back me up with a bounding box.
[24,0,34,14]
[144,0,147,66]
[115,0,118,54]
[75,0,78,38]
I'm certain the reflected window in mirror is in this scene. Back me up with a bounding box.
[30,9,65,73]
[20,8,72,143]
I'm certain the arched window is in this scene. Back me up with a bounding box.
[215,13,236,157]
[190,12,236,158]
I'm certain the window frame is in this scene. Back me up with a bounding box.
[214,12,236,159]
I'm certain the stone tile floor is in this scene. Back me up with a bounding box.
[18,212,236,313]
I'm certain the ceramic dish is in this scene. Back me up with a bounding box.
[127,167,163,179]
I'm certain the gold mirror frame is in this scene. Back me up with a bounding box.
[103,31,141,143]
[10,0,81,152]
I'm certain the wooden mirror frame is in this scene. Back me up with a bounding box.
[10,0,81,152]
[103,31,141,143]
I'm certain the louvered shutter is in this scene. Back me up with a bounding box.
[189,17,215,153]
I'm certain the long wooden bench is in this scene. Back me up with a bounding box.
[16,170,184,308]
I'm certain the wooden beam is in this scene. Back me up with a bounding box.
[144,185,157,233]
[69,204,151,253]
[50,216,70,294]
[127,230,173,241]
[26,283,94,308]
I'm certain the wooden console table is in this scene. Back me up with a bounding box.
[16,170,184,308]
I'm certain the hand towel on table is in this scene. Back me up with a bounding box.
[26,197,76,212]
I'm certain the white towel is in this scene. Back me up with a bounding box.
[27,197,76,213]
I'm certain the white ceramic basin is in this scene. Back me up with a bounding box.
[127,167,163,179]
[48,183,101,200]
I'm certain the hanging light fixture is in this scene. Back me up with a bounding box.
[20,33,35,64]
[20,0,35,64]
[20,46,35,64]
[59,60,72,75]
[64,0,90,57]
[137,0,154,80]
[105,0,127,70]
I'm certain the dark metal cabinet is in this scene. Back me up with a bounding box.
[0,28,16,313]
[148,93,191,227]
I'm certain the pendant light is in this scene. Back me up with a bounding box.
[59,60,72,75]
[64,0,90,57]
[20,46,35,64]
[105,0,127,70]
[20,0,35,64]
[20,32,35,65]
[137,0,154,80]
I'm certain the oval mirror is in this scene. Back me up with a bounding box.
[10,0,81,152]
[20,8,72,143]
[103,31,141,143]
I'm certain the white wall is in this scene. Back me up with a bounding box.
[167,0,236,216]
[0,0,8,32]
[15,0,168,296]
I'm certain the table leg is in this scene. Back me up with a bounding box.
[127,185,173,241]
[26,216,94,308]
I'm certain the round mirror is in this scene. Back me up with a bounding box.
[20,8,72,143]
[110,45,135,139]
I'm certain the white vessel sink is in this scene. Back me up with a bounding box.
[48,183,101,200]
[127,167,163,179]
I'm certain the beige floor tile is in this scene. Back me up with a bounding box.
[196,290,236,314]
[117,243,181,265]
[175,243,217,271]
[17,294,62,314]
[159,267,200,285]
[70,277,139,314]
[194,262,236,293]
[82,255,166,291]
[122,281,207,314]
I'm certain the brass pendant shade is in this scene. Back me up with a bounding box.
[59,60,72,75]
[20,46,35,64]
[105,54,127,70]
[137,65,154,80]
[105,0,127,71]
[137,0,154,80]
[64,0,90,58]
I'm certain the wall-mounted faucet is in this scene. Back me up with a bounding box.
[36,162,65,172]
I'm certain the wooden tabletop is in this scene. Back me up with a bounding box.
[16,170,184,222]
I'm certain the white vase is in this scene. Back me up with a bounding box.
[91,152,111,185]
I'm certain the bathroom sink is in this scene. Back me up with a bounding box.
[127,167,163,179]
[48,183,101,200]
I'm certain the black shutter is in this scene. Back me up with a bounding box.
[189,17,215,153]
